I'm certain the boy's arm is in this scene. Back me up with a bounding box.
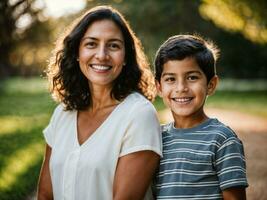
[222,187,246,200]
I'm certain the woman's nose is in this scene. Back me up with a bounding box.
[95,46,109,60]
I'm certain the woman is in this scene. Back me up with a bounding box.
[37,5,162,200]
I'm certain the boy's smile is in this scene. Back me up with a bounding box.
[156,57,218,128]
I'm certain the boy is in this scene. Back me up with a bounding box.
[154,35,248,200]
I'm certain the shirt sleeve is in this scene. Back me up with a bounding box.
[43,104,63,147]
[215,132,248,190]
[119,101,162,157]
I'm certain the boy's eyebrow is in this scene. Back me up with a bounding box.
[161,71,202,77]
[81,36,124,44]
[186,70,202,75]
[161,72,176,77]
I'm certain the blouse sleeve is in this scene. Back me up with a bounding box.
[43,104,63,147]
[119,101,162,157]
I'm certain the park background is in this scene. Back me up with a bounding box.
[0,0,267,199]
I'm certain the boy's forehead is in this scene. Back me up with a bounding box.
[162,58,202,73]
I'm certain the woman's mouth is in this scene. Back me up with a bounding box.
[90,64,112,72]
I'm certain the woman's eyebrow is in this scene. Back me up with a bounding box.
[109,38,124,44]
[81,36,124,44]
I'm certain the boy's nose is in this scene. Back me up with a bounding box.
[175,81,188,93]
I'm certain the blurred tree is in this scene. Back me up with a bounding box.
[199,0,267,78]
[0,0,44,78]
[200,0,267,44]
[10,19,56,77]
[1,0,266,79]
[85,0,267,78]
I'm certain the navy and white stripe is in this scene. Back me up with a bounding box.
[155,118,248,200]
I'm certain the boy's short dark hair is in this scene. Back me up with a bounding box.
[154,34,219,83]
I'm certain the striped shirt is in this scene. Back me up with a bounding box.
[155,118,248,200]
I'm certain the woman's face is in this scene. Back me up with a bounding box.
[78,19,125,89]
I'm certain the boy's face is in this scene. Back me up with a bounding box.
[156,57,218,123]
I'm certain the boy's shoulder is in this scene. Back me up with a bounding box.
[205,118,238,138]
[198,118,242,147]
[160,118,240,143]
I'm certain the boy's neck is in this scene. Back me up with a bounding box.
[172,111,209,129]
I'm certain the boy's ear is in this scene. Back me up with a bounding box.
[207,75,219,96]
[155,80,163,97]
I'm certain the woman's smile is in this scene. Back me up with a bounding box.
[89,64,112,73]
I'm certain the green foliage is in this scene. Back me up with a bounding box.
[0,78,56,199]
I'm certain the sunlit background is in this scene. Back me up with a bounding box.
[1,0,267,79]
[0,0,267,200]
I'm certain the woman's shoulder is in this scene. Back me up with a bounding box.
[50,103,75,122]
[122,92,157,120]
[125,92,156,111]
[52,103,65,116]
[126,92,154,106]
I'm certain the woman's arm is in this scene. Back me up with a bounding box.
[222,187,246,200]
[113,150,160,200]
[37,144,53,200]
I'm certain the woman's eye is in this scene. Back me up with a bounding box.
[85,42,96,48]
[108,43,120,50]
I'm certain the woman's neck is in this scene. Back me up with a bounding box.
[88,84,119,112]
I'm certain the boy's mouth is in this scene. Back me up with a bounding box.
[171,97,193,103]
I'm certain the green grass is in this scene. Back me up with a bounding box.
[0,77,266,199]
[206,90,267,118]
[0,77,56,200]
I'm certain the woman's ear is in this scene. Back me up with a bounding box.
[155,80,163,97]
[207,75,219,96]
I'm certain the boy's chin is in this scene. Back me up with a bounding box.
[171,108,206,120]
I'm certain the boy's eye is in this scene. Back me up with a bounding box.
[187,75,199,81]
[164,77,175,82]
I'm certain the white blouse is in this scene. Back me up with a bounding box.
[43,92,162,200]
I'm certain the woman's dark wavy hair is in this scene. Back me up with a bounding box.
[154,34,219,83]
[47,5,156,110]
